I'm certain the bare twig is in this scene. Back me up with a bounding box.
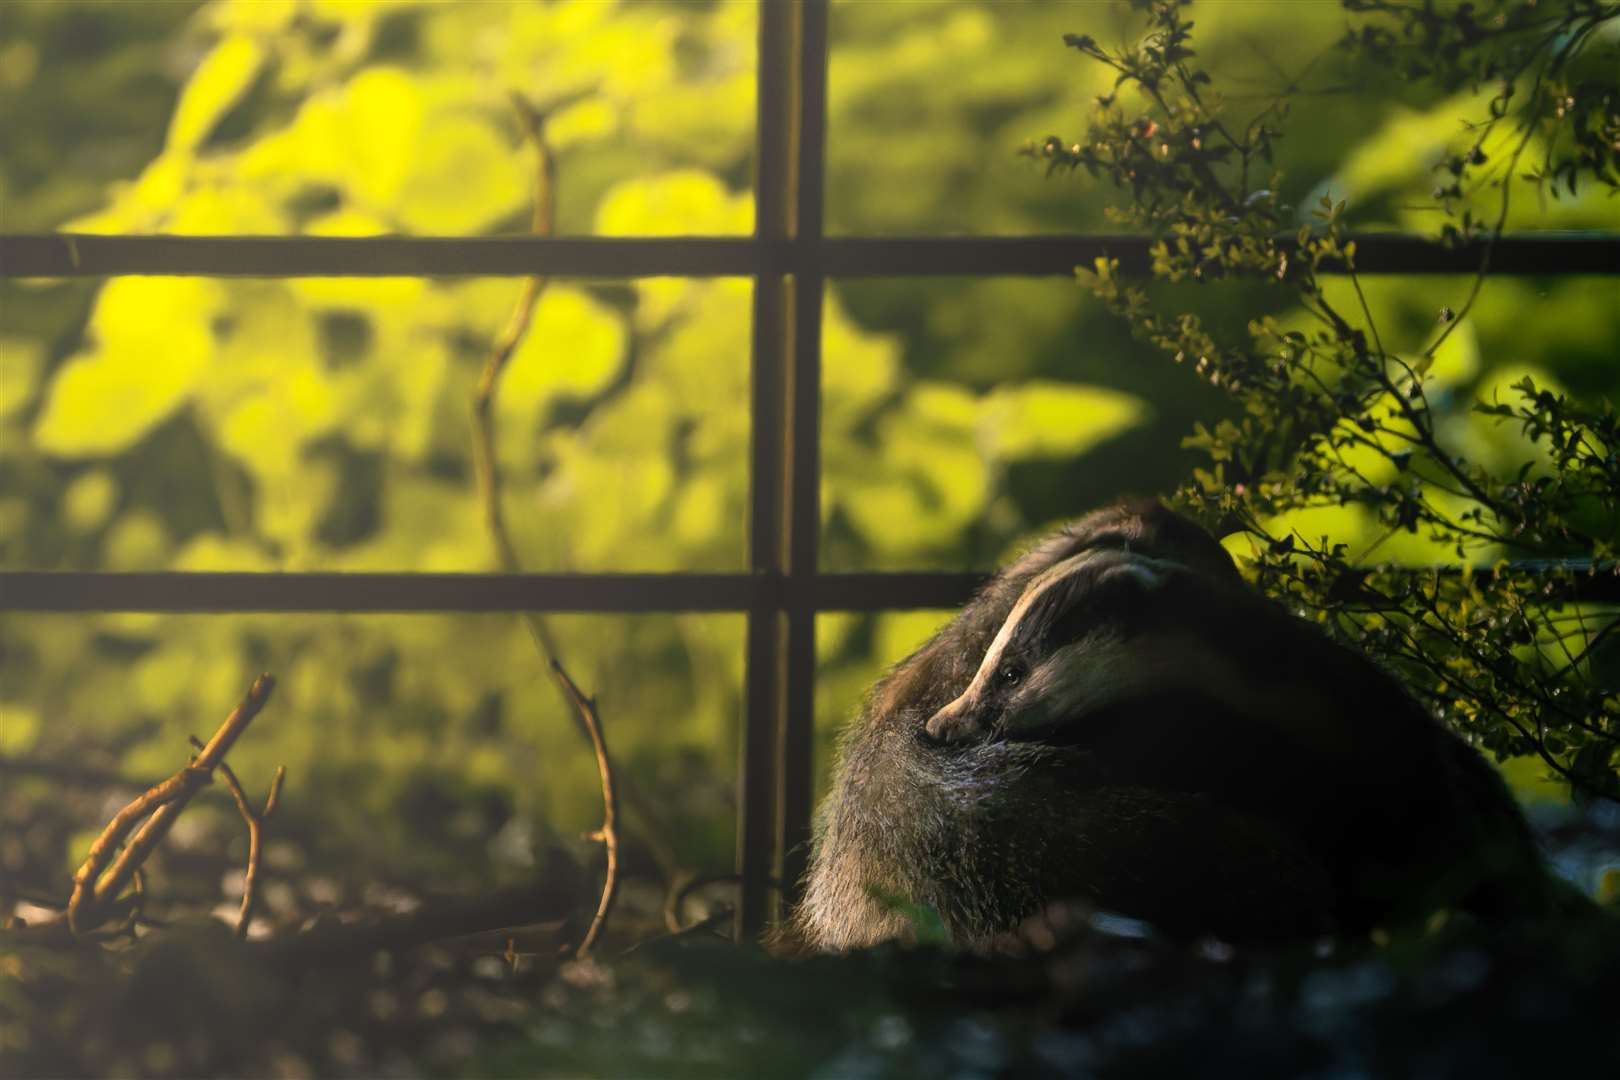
[64,674,276,934]
[472,92,558,599]
[6,895,140,944]
[65,766,208,933]
[468,92,685,902]
[631,908,733,953]
[663,872,742,933]
[192,735,287,939]
[549,659,620,957]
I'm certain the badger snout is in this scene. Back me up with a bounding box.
[923,693,989,744]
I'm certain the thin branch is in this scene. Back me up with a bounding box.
[664,871,742,934]
[550,659,620,958]
[1566,613,1620,674]
[468,91,686,893]
[64,768,205,933]
[1345,267,1386,361]
[1418,16,1581,365]
[194,735,287,939]
[473,92,558,593]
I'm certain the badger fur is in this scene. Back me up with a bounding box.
[795,500,1551,951]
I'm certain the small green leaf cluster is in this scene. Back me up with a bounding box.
[1048,0,1619,801]
[1342,0,1620,204]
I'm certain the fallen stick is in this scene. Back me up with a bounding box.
[65,674,276,934]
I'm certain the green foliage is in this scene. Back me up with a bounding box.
[1342,0,1620,204]
[0,1,1161,894]
[1042,0,1620,801]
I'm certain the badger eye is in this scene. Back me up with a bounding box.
[997,663,1024,687]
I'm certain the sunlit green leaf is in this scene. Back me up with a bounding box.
[0,704,40,754]
[102,510,173,570]
[396,113,528,233]
[33,279,223,457]
[824,294,901,429]
[500,287,628,417]
[546,97,618,149]
[1428,318,1479,386]
[629,69,755,167]
[172,533,277,572]
[1335,88,1494,202]
[595,170,752,236]
[199,283,335,476]
[63,151,190,234]
[168,182,287,234]
[62,469,120,532]
[338,67,424,208]
[212,0,299,33]
[166,33,265,153]
[983,381,1146,460]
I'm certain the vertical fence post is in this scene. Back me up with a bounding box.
[777,0,829,918]
[739,0,830,941]
[738,0,800,941]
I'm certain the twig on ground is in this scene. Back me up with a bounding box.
[192,735,287,939]
[629,908,734,953]
[550,659,620,957]
[63,674,276,935]
[664,872,742,934]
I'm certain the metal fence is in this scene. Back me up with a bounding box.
[2,0,1617,939]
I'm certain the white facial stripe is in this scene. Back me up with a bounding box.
[966,551,1098,698]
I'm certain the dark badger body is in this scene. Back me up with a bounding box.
[797,501,1552,951]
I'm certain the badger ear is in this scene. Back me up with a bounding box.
[1133,501,1244,583]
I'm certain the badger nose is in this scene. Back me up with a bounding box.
[923,695,982,744]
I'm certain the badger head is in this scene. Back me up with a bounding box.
[922,506,1368,766]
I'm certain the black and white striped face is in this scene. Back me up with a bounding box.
[922,547,1182,746]
[921,535,1362,760]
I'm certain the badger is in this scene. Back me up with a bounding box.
[795,500,1553,951]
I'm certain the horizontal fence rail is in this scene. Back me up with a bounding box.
[0,571,990,613]
[2,232,1617,279]
[2,566,1614,613]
